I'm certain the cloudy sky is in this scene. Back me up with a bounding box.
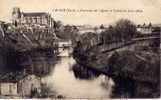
[0,0,160,25]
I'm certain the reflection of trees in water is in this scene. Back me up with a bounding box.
[4,49,58,77]
[72,63,101,79]
[31,56,58,77]
[27,51,58,77]
[6,50,23,71]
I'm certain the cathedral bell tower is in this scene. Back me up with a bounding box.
[12,7,21,26]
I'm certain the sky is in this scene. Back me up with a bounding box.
[0,0,161,26]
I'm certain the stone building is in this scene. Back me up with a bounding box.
[18,74,41,97]
[0,73,18,96]
[0,73,41,97]
[137,23,152,34]
[12,7,54,28]
[0,83,17,96]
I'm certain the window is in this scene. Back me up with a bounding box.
[25,17,28,23]
[9,84,12,94]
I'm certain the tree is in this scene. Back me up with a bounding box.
[114,19,137,40]
[94,27,98,33]
[100,24,105,29]
[148,22,152,27]
[54,22,80,41]
[100,19,138,44]
[54,20,62,30]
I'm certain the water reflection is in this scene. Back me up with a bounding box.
[43,49,114,98]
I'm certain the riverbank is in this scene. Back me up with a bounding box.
[73,43,160,98]
[0,47,60,98]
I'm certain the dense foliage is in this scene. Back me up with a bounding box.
[101,19,139,43]
[54,21,80,42]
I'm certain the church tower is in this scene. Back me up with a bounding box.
[12,7,21,26]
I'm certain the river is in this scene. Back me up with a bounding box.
[42,48,115,98]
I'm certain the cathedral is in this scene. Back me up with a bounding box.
[12,7,54,28]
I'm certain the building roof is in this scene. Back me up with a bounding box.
[0,72,25,83]
[0,21,5,24]
[0,72,38,83]
[23,12,48,17]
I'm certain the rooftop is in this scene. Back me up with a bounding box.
[22,12,49,17]
[0,72,37,83]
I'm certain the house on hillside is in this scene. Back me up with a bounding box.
[0,83,17,96]
[0,73,41,97]
[0,73,18,96]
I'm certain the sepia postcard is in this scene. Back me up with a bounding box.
[0,0,160,99]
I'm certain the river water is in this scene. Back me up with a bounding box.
[42,49,115,98]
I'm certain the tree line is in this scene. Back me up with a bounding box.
[100,19,139,44]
